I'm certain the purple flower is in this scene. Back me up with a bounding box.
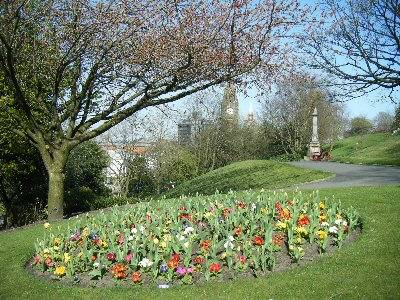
[187,267,194,274]
[176,266,187,276]
[159,264,168,274]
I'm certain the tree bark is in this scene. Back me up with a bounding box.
[39,146,70,221]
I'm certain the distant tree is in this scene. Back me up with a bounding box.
[348,116,373,135]
[374,112,394,133]
[127,156,156,198]
[0,0,308,220]
[308,0,400,98]
[64,141,110,214]
[262,74,346,156]
[392,105,400,132]
[151,141,199,194]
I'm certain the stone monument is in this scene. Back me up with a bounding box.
[309,107,321,159]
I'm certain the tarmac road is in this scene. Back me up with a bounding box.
[288,160,400,189]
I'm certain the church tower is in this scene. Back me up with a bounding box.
[245,102,256,125]
[220,82,239,125]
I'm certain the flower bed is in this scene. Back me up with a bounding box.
[31,190,362,286]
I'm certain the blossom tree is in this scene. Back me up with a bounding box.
[0,0,309,220]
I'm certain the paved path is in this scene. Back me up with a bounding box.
[288,161,400,189]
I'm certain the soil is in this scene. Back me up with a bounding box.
[26,228,361,288]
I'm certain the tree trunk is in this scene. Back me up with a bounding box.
[47,164,66,220]
[40,147,69,221]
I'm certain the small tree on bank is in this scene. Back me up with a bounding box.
[0,0,310,220]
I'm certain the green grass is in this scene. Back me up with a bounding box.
[1,186,399,299]
[330,133,400,166]
[164,160,332,198]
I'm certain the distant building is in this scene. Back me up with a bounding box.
[245,102,256,126]
[101,141,153,194]
[220,81,239,125]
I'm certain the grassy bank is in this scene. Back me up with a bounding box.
[164,160,332,198]
[0,186,399,299]
[330,133,400,166]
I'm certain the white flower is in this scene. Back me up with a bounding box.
[321,222,329,227]
[329,226,338,234]
[342,220,348,227]
[228,235,234,242]
[251,203,257,211]
[138,258,153,268]
[183,241,190,248]
[128,235,134,241]
[335,219,342,226]
[176,234,185,241]
[224,240,234,249]
[93,262,100,268]
[131,227,138,234]
[139,225,145,233]
[184,226,194,235]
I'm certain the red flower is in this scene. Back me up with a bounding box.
[236,201,246,209]
[106,252,116,262]
[238,255,246,265]
[275,201,282,211]
[117,234,125,245]
[234,226,242,236]
[91,254,97,261]
[287,199,294,206]
[209,262,221,273]
[33,255,41,265]
[146,214,152,222]
[179,206,187,211]
[272,233,284,246]
[278,208,291,220]
[253,235,265,246]
[131,271,142,283]
[171,252,180,262]
[297,214,310,226]
[200,240,211,250]
[222,208,231,218]
[167,259,179,269]
[179,213,192,221]
[111,263,127,279]
[44,257,53,267]
[193,256,205,265]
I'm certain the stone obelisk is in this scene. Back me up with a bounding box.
[309,107,321,158]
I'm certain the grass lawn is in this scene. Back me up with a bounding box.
[164,159,332,198]
[330,133,400,166]
[1,185,399,299]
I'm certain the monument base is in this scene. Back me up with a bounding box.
[308,142,321,160]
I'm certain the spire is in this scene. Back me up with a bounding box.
[245,101,256,124]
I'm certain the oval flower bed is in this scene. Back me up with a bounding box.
[30,190,362,286]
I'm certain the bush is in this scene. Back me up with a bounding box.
[348,116,373,135]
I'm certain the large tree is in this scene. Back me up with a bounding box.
[308,0,400,98]
[0,0,308,220]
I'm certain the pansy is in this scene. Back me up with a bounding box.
[253,236,264,246]
[125,252,133,263]
[43,222,51,229]
[106,252,116,262]
[111,263,127,279]
[159,264,168,273]
[316,229,328,240]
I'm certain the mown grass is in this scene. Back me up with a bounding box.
[164,160,332,198]
[1,186,399,299]
[330,133,400,166]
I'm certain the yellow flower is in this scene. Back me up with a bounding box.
[295,226,308,235]
[43,222,50,229]
[54,266,66,277]
[319,214,327,222]
[153,238,159,245]
[101,241,108,248]
[53,246,60,251]
[54,238,62,246]
[336,213,342,219]
[64,253,71,264]
[295,236,303,245]
[316,230,328,240]
[43,248,50,254]
[261,208,268,215]
[204,212,213,218]
[82,227,90,237]
[160,241,167,248]
[319,202,325,210]
[276,221,287,229]
[163,234,172,242]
